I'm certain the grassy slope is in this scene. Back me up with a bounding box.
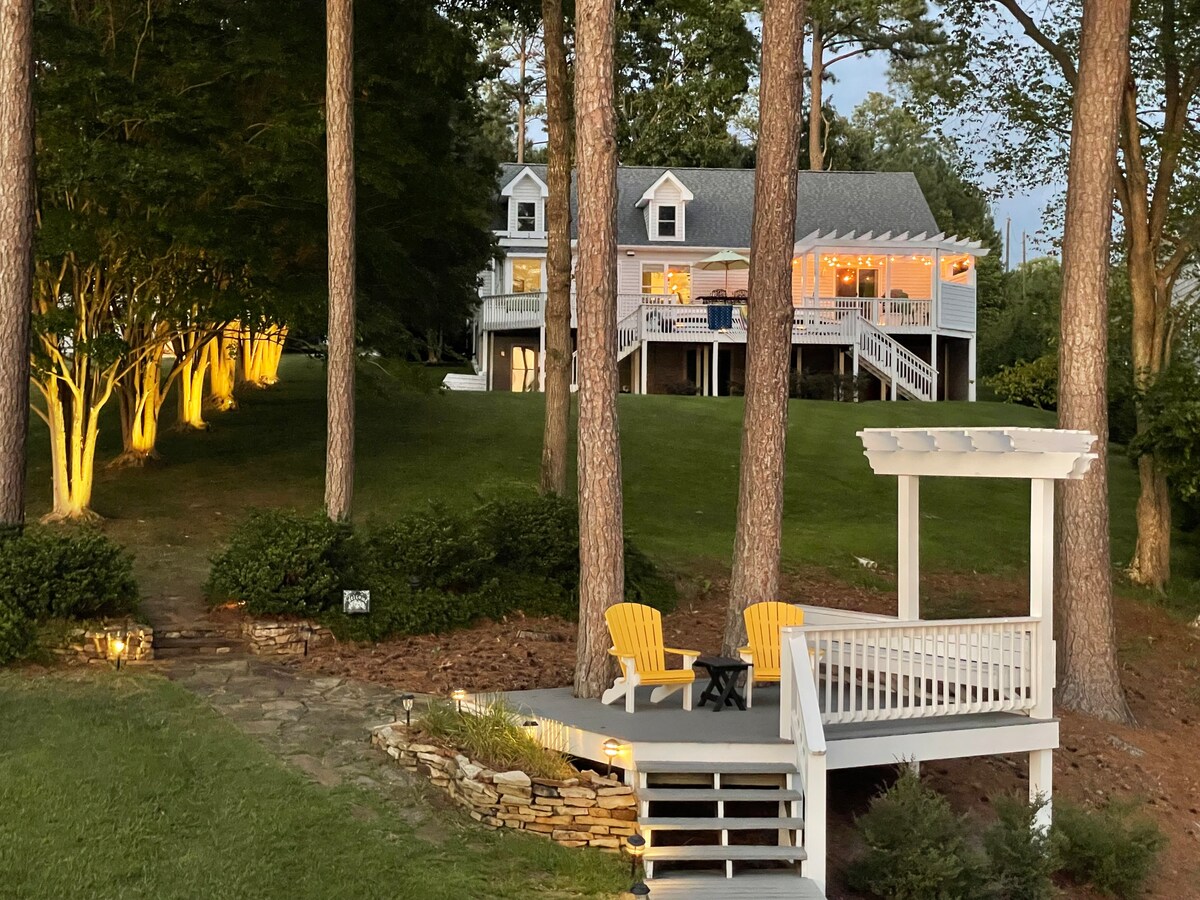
[0,671,624,900]
[23,357,1196,603]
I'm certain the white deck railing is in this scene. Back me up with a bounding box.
[780,629,828,893]
[802,297,933,330]
[796,617,1042,726]
[854,317,936,400]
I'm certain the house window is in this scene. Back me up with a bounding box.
[511,258,543,293]
[835,267,879,298]
[656,204,678,238]
[515,201,537,233]
[642,263,691,303]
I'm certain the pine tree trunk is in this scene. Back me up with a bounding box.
[539,0,573,497]
[325,0,356,523]
[808,21,824,172]
[573,0,622,700]
[0,0,34,527]
[723,0,806,657]
[1055,0,1133,724]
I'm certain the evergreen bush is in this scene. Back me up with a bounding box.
[0,526,138,621]
[0,596,36,665]
[981,795,1058,900]
[850,769,985,900]
[1053,801,1164,899]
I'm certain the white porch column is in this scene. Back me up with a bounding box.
[639,342,649,394]
[711,341,720,397]
[931,333,939,401]
[485,332,493,391]
[1029,748,1053,832]
[897,475,920,620]
[537,325,546,392]
[968,336,978,401]
[1030,478,1055,720]
[700,345,710,396]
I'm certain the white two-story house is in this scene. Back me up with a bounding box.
[463,164,987,401]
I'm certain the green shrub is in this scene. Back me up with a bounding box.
[0,526,138,621]
[850,769,985,900]
[1053,801,1164,899]
[987,354,1058,408]
[365,505,489,592]
[473,494,578,588]
[204,510,354,616]
[982,795,1058,900]
[0,596,36,665]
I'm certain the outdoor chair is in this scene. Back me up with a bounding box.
[601,603,700,713]
[738,601,805,708]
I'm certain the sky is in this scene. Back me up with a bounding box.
[820,53,1062,266]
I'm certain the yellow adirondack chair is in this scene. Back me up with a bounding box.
[601,603,701,713]
[738,601,805,708]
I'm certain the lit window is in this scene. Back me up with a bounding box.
[516,201,537,232]
[511,258,542,293]
[642,264,690,303]
[834,267,879,298]
[657,205,677,238]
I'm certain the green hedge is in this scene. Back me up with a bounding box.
[205,494,678,640]
[0,525,139,666]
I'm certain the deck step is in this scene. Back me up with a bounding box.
[646,873,824,899]
[637,761,796,775]
[644,845,807,862]
[640,788,802,803]
[642,816,804,831]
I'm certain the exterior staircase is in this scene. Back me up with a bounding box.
[852,316,935,401]
[634,760,825,899]
[616,307,642,361]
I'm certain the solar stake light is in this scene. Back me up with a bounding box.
[521,719,539,741]
[451,689,466,713]
[625,834,646,882]
[399,694,415,728]
[110,636,127,671]
[602,737,621,775]
[629,881,650,898]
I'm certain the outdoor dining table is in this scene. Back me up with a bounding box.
[694,654,750,712]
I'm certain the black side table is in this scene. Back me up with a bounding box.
[694,655,750,712]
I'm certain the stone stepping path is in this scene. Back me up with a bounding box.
[167,657,440,833]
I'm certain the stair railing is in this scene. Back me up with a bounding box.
[780,628,828,893]
[853,316,935,400]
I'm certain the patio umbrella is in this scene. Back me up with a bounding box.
[695,250,750,295]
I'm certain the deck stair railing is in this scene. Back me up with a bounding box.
[800,617,1041,725]
[780,629,829,894]
[852,317,935,401]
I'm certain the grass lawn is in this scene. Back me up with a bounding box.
[0,670,625,900]
[22,356,1200,610]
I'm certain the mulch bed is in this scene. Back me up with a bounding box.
[288,566,1200,899]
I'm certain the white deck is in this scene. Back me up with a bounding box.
[500,684,1056,771]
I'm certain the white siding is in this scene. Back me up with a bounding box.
[618,256,642,295]
[655,182,684,205]
[939,282,976,332]
[888,259,934,298]
[506,175,544,235]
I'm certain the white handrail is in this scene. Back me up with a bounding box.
[802,617,1042,725]
[781,628,828,893]
[854,316,936,400]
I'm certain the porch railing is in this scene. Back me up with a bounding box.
[795,617,1042,726]
[479,293,545,330]
[780,628,828,892]
[803,297,933,330]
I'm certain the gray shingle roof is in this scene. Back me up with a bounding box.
[496,163,940,246]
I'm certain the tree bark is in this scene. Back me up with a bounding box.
[573,0,622,700]
[808,20,824,172]
[539,0,573,497]
[325,0,356,523]
[0,0,34,527]
[723,0,806,656]
[1055,0,1133,724]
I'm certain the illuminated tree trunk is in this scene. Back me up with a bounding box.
[723,0,806,656]
[539,0,573,497]
[114,347,164,466]
[1055,0,1134,724]
[0,0,35,527]
[240,323,287,387]
[174,331,212,431]
[325,0,356,522]
[573,0,622,700]
[206,323,239,411]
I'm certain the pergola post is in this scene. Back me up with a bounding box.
[1029,477,1055,720]
[897,475,920,620]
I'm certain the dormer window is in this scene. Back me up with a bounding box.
[657,205,677,238]
[637,170,692,242]
[516,201,537,233]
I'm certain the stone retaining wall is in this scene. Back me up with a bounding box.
[371,723,638,850]
[52,622,154,664]
[241,620,334,656]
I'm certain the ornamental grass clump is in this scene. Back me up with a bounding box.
[419,700,576,781]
